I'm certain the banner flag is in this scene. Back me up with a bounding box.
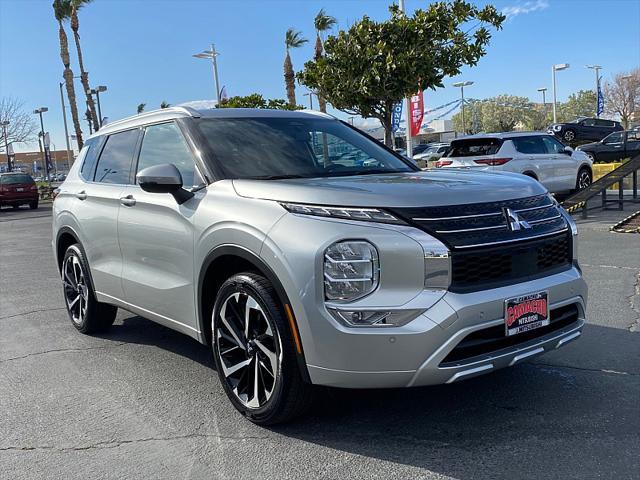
[597,84,604,116]
[410,91,424,137]
[391,101,403,133]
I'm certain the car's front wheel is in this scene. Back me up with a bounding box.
[576,168,592,191]
[211,273,313,425]
[62,244,117,334]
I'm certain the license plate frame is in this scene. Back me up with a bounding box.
[504,291,549,337]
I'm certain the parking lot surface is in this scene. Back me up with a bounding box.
[1,204,638,480]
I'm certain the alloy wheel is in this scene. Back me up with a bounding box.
[214,292,281,409]
[564,131,575,142]
[63,255,88,325]
[578,171,592,189]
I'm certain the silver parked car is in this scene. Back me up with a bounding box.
[437,132,593,193]
[53,108,587,424]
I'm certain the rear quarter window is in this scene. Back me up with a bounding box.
[79,137,103,181]
[448,138,502,157]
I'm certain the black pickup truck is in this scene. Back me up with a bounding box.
[576,130,640,162]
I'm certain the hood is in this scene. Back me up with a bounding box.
[232,170,547,208]
[576,141,599,151]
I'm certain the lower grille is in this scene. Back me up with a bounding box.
[450,233,572,292]
[440,304,580,366]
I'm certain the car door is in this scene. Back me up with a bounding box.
[117,121,204,335]
[541,135,575,191]
[510,136,559,190]
[73,130,140,300]
[626,131,640,158]
[579,118,599,141]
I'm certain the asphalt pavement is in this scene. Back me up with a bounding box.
[1,203,638,480]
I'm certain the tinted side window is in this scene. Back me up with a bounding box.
[79,137,102,181]
[627,131,640,142]
[94,129,139,184]
[541,136,565,154]
[604,132,623,144]
[512,137,546,154]
[136,122,200,188]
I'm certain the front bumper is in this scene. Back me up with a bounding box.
[306,267,587,388]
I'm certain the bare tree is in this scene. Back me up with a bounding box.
[0,97,38,152]
[604,68,640,129]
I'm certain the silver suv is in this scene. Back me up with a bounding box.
[53,108,587,424]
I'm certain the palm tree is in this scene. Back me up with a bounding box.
[70,0,99,130]
[284,28,308,108]
[137,103,146,114]
[314,9,336,113]
[53,0,83,148]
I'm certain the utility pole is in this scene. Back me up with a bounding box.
[59,82,73,166]
[399,0,412,156]
[193,44,222,106]
[1,121,10,172]
[586,65,602,117]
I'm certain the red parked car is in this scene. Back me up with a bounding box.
[0,173,39,210]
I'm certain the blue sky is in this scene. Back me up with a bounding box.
[1,0,639,152]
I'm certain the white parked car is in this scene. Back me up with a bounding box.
[436,132,593,193]
[413,143,450,169]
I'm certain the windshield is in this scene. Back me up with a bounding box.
[195,117,415,179]
[0,174,34,185]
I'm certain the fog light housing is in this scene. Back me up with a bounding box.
[324,241,379,302]
[327,308,424,327]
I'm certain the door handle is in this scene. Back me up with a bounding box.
[120,195,136,207]
[75,191,87,200]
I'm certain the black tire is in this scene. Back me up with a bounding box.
[575,168,592,191]
[12,205,20,210]
[62,244,117,334]
[29,201,38,210]
[211,272,313,425]
[563,130,576,143]
[583,151,596,163]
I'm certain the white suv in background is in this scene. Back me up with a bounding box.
[436,132,593,193]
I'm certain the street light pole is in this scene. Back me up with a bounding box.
[586,65,602,117]
[193,44,222,106]
[90,85,107,128]
[552,63,569,123]
[33,107,49,184]
[537,87,547,106]
[452,81,474,134]
[399,0,412,156]
[303,92,314,109]
[59,82,73,166]
[1,121,10,172]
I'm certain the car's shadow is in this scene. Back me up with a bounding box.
[98,314,639,479]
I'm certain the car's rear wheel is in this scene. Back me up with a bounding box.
[576,168,592,191]
[563,130,576,142]
[583,152,596,162]
[29,201,38,210]
[212,273,313,425]
[62,244,117,334]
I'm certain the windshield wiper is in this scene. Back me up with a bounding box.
[248,174,313,180]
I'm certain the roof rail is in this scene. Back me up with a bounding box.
[90,106,202,137]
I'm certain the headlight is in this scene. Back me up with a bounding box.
[324,241,379,301]
[281,202,405,224]
[553,125,562,132]
[558,202,578,260]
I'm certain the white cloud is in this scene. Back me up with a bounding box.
[502,0,549,18]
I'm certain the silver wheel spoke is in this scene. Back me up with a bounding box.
[247,356,261,408]
[68,294,80,309]
[222,358,251,378]
[219,300,246,349]
[254,339,277,376]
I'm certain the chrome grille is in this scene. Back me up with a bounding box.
[388,195,573,291]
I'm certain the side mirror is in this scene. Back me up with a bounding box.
[562,146,573,155]
[137,163,194,204]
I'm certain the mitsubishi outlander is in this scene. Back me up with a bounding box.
[52,107,587,424]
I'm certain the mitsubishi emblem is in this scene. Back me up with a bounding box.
[503,208,531,231]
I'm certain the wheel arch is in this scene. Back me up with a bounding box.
[197,244,311,382]
[522,170,538,180]
[55,226,81,273]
